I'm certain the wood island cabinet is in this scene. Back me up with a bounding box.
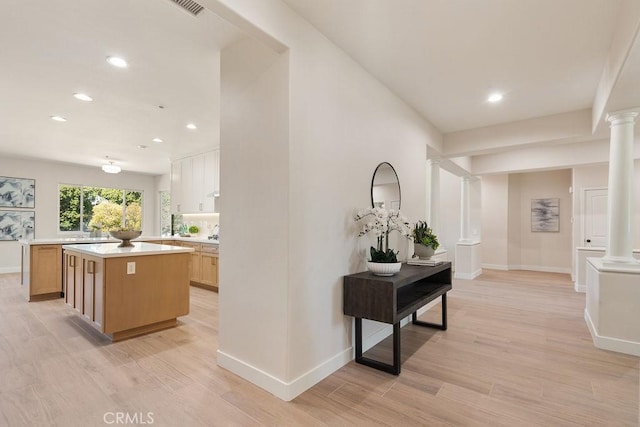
[63,243,191,341]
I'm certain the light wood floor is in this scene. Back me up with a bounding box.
[0,270,638,426]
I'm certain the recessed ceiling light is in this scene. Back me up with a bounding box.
[137,145,148,149]
[106,56,128,68]
[186,123,197,130]
[73,93,93,102]
[487,93,503,103]
[50,115,67,122]
[152,138,163,143]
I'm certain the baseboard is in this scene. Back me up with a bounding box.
[0,267,20,274]
[217,298,444,402]
[508,265,571,274]
[454,269,482,280]
[584,309,640,356]
[574,283,586,293]
[482,264,508,271]
[217,346,352,402]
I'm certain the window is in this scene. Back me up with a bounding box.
[59,185,143,232]
[159,190,171,236]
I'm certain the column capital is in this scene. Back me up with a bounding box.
[428,158,441,166]
[606,109,639,127]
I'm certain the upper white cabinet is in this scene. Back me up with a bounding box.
[171,149,220,214]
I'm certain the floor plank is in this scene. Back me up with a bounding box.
[0,270,637,426]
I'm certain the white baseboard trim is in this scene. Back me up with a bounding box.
[217,346,352,402]
[0,267,20,274]
[584,309,640,356]
[454,269,482,280]
[217,297,445,402]
[482,264,508,271]
[508,265,571,274]
[574,283,586,293]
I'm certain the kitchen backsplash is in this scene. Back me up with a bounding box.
[173,213,219,239]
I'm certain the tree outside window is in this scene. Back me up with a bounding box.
[59,185,143,232]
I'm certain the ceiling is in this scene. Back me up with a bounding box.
[0,0,245,175]
[281,0,623,133]
[1,0,637,176]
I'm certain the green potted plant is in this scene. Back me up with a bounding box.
[412,221,439,259]
[354,207,411,276]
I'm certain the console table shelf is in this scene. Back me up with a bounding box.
[344,262,452,374]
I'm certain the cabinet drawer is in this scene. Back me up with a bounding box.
[200,244,219,254]
[180,241,201,251]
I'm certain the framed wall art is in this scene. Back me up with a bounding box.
[531,198,559,232]
[0,210,35,240]
[0,176,35,208]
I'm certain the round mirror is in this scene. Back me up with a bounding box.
[371,162,401,210]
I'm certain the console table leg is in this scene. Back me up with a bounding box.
[355,317,363,359]
[412,294,448,331]
[392,322,401,375]
[353,317,402,375]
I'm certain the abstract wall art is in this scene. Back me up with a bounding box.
[0,176,35,208]
[531,198,559,232]
[0,210,35,240]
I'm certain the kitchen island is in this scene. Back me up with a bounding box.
[63,242,194,341]
[20,236,219,301]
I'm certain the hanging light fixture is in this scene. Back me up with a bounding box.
[102,161,121,174]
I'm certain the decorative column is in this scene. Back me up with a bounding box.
[459,175,471,243]
[584,108,640,357]
[603,110,638,265]
[427,159,441,235]
[455,175,481,280]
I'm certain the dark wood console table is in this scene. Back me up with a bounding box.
[343,262,452,375]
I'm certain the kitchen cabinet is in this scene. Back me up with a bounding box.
[173,241,219,291]
[64,251,80,309]
[63,244,191,341]
[22,244,62,301]
[82,254,104,330]
[200,248,219,288]
[170,149,219,214]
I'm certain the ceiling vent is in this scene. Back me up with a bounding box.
[169,0,204,16]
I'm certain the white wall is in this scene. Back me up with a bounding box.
[480,169,573,273]
[219,38,290,382]
[481,174,509,269]
[214,0,441,400]
[572,161,640,254]
[440,169,461,265]
[0,156,158,272]
[514,169,572,273]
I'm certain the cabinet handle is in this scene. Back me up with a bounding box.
[87,260,95,274]
[69,255,76,267]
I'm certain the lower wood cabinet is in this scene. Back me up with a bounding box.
[21,243,62,301]
[63,248,190,341]
[63,251,79,308]
[81,254,104,330]
[173,241,219,291]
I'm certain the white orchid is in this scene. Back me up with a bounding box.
[354,207,411,262]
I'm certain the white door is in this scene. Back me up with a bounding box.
[584,188,608,247]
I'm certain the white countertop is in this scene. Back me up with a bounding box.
[19,236,219,246]
[62,242,195,258]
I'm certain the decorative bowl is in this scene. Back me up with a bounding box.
[367,261,402,276]
[110,230,142,248]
